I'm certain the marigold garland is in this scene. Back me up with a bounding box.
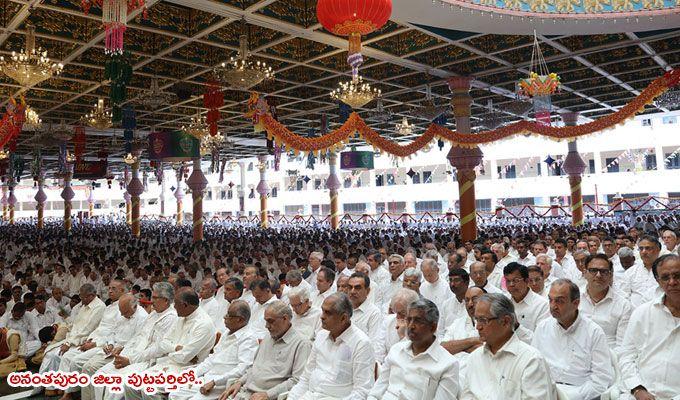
[258,69,679,158]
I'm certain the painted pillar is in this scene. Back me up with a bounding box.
[561,112,587,227]
[238,161,246,216]
[8,178,16,225]
[128,162,144,237]
[87,188,94,218]
[124,191,132,225]
[1,182,7,221]
[447,76,483,241]
[187,158,208,242]
[61,172,75,232]
[160,175,167,216]
[327,151,341,229]
[256,155,270,229]
[174,182,184,225]
[35,177,46,229]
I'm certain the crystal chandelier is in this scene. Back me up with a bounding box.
[478,100,509,130]
[367,97,393,123]
[182,113,209,140]
[214,34,273,90]
[23,106,43,131]
[330,75,381,109]
[395,116,413,136]
[0,148,8,160]
[410,83,447,122]
[137,76,177,109]
[0,25,63,87]
[123,153,137,165]
[83,98,112,130]
[200,132,224,156]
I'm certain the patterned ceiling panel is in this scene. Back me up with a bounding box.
[464,34,533,54]
[449,57,505,76]
[614,68,666,83]
[545,57,583,74]
[370,30,443,57]
[601,57,659,75]
[215,0,262,10]
[207,22,287,49]
[139,59,203,80]
[23,8,100,43]
[556,34,628,52]
[407,45,475,67]
[558,68,602,84]
[361,63,411,81]
[132,2,221,36]
[170,42,234,66]
[583,45,646,65]
[276,66,331,84]
[257,0,317,28]
[122,28,180,55]
[495,44,562,65]
[264,37,334,62]
[567,77,614,91]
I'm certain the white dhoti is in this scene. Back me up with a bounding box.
[167,374,227,400]
[60,347,101,393]
[80,349,116,400]
[32,344,66,394]
[298,393,343,400]
[93,361,151,400]
[25,340,41,357]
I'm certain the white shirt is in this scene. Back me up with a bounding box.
[579,287,632,354]
[66,273,87,296]
[63,297,106,346]
[289,325,375,399]
[369,267,391,308]
[195,326,259,386]
[250,295,278,340]
[123,306,178,364]
[46,296,70,315]
[310,286,334,309]
[351,300,385,358]
[511,289,550,332]
[378,314,404,363]
[480,280,502,294]
[443,314,478,383]
[619,263,658,308]
[488,267,504,289]
[0,312,40,344]
[291,306,322,341]
[199,296,223,331]
[497,255,517,271]
[420,278,453,313]
[438,295,466,337]
[88,300,121,345]
[51,273,69,292]
[517,254,536,267]
[107,306,148,346]
[31,308,58,329]
[369,339,459,400]
[155,307,216,371]
[532,315,614,400]
[620,294,680,399]
[461,333,557,400]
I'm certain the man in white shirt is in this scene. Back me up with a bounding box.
[347,272,384,358]
[660,229,679,255]
[620,253,680,400]
[124,287,217,400]
[515,241,536,267]
[480,250,503,289]
[370,298,460,400]
[198,277,222,330]
[503,262,550,332]
[492,242,516,271]
[619,235,662,307]
[306,251,324,291]
[51,264,69,293]
[289,293,375,399]
[169,300,258,400]
[288,286,322,341]
[384,254,406,309]
[533,279,614,400]
[579,254,632,354]
[537,254,564,285]
[367,252,390,310]
[66,265,87,297]
[46,286,71,320]
[31,294,58,328]
[92,282,178,400]
[528,265,549,297]
[439,268,469,334]
[249,278,278,340]
[64,293,148,400]
[282,270,312,301]
[461,293,557,399]
[0,302,41,356]
[469,262,501,294]
[311,267,335,309]
[420,259,452,313]
[554,238,579,280]
[378,288,420,363]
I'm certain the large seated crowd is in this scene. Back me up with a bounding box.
[1,213,679,400]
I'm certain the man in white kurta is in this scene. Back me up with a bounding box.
[532,280,614,400]
[168,300,258,400]
[288,286,322,341]
[124,287,216,400]
[503,263,550,332]
[619,254,680,399]
[93,282,178,400]
[618,236,661,307]
[419,259,452,313]
[0,302,41,356]
[347,273,384,358]
[289,293,375,400]
[461,293,557,400]
[370,298,459,400]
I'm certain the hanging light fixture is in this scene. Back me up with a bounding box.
[330,75,381,109]
[214,28,273,90]
[200,132,224,156]
[23,106,43,131]
[0,25,63,87]
[0,148,8,160]
[137,76,177,109]
[367,97,393,123]
[182,113,209,140]
[410,82,447,122]
[478,100,509,130]
[83,98,113,130]
[395,116,413,136]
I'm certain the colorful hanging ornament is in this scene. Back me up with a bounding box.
[105,53,132,122]
[203,80,223,136]
[517,31,560,126]
[73,126,86,161]
[82,0,147,55]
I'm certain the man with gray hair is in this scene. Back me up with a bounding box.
[402,268,422,294]
[93,282,178,400]
[306,251,324,291]
[289,293,375,399]
[377,288,419,363]
[370,298,459,399]
[221,300,311,400]
[617,247,637,272]
[199,277,222,331]
[169,300,258,400]
[288,285,322,341]
[461,293,557,399]
[420,258,452,313]
[283,269,312,300]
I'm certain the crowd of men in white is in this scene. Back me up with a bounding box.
[1,226,679,400]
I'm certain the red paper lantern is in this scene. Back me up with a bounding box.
[317,0,392,75]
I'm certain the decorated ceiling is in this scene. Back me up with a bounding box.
[1,0,679,173]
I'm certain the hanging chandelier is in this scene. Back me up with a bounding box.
[83,98,113,130]
[410,83,447,122]
[367,97,393,123]
[182,113,209,140]
[200,132,224,156]
[23,106,43,131]
[330,75,381,109]
[0,148,8,160]
[395,116,413,136]
[478,100,509,130]
[0,25,64,87]
[214,34,273,90]
[137,76,177,109]
[123,152,137,165]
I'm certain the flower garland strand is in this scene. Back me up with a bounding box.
[257,69,679,158]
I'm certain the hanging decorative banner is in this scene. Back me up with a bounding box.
[73,127,86,161]
[82,0,147,54]
[341,150,374,170]
[148,131,200,161]
[0,97,26,150]
[105,53,133,122]
[256,69,680,158]
[203,80,223,136]
[73,160,108,179]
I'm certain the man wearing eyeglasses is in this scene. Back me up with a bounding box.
[503,262,550,332]
[532,279,614,400]
[579,254,632,355]
[620,254,680,400]
[619,235,662,307]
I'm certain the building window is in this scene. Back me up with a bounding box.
[376,174,384,186]
[475,199,492,212]
[588,159,595,174]
[271,186,278,197]
[343,178,352,188]
[666,153,680,169]
[414,200,442,213]
[285,205,303,215]
[645,154,657,171]
[422,171,432,183]
[662,116,677,125]
[206,190,213,200]
[247,162,253,171]
[312,205,320,215]
[605,157,619,173]
[386,174,395,186]
[220,190,226,200]
[227,190,233,199]
[412,172,421,184]
[387,201,406,213]
[314,179,322,190]
[296,180,304,191]
[343,203,366,213]
[641,118,652,127]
